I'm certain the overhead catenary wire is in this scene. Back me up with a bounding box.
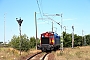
[35,0,53,35]
[44,14,61,25]
[39,0,43,14]
[36,0,43,18]
[36,0,49,23]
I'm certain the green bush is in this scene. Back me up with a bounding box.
[9,34,40,51]
[9,34,30,51]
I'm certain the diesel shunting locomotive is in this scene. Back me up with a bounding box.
[37,32,60,52]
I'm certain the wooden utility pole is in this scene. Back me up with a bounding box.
[35,12,37,50]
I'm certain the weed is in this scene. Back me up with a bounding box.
[57,51,64,56]
[0,48,1,51]
[76,46,80,49]
[1,56,6,59]
[75,51,82,58]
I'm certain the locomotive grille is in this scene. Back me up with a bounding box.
[41,37,49,44]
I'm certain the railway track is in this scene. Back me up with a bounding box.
[41,52,49,60]
[26,52,50,60]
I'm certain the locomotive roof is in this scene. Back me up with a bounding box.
[41,31,59,35]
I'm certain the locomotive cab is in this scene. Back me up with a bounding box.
[38,32,60,52]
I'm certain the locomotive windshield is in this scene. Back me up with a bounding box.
[41,37,49,44]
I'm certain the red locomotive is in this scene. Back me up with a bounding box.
[37,32,60,52]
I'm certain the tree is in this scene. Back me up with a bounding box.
[74,34,82,46]
[63,32,72,47]
[63,32,82,47]
[9,35,19,50]
[29,37,36,48]
[9,34,30,51]
[21,34,30,51]
[86,34,90,45]
[37,38,40,45]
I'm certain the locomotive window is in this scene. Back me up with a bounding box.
[41,37,49,44]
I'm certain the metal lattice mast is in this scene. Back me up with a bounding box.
[72,26,74,48]
[82,30,83,46]
[4,13,6,46]
[60,14,63,51]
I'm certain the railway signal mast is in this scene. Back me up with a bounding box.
[16,17,23,55]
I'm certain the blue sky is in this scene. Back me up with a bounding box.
[0,0,90,43]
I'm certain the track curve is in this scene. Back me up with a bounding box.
[26,52,42,60]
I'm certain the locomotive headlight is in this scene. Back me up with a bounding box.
[40,39,41,44]
[50,39,54,45]
[52,40,54,43]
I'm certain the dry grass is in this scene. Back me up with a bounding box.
[0,47,20,60]
[55,46,90,60]
[0,47,41,60]
[1,46,90,60]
